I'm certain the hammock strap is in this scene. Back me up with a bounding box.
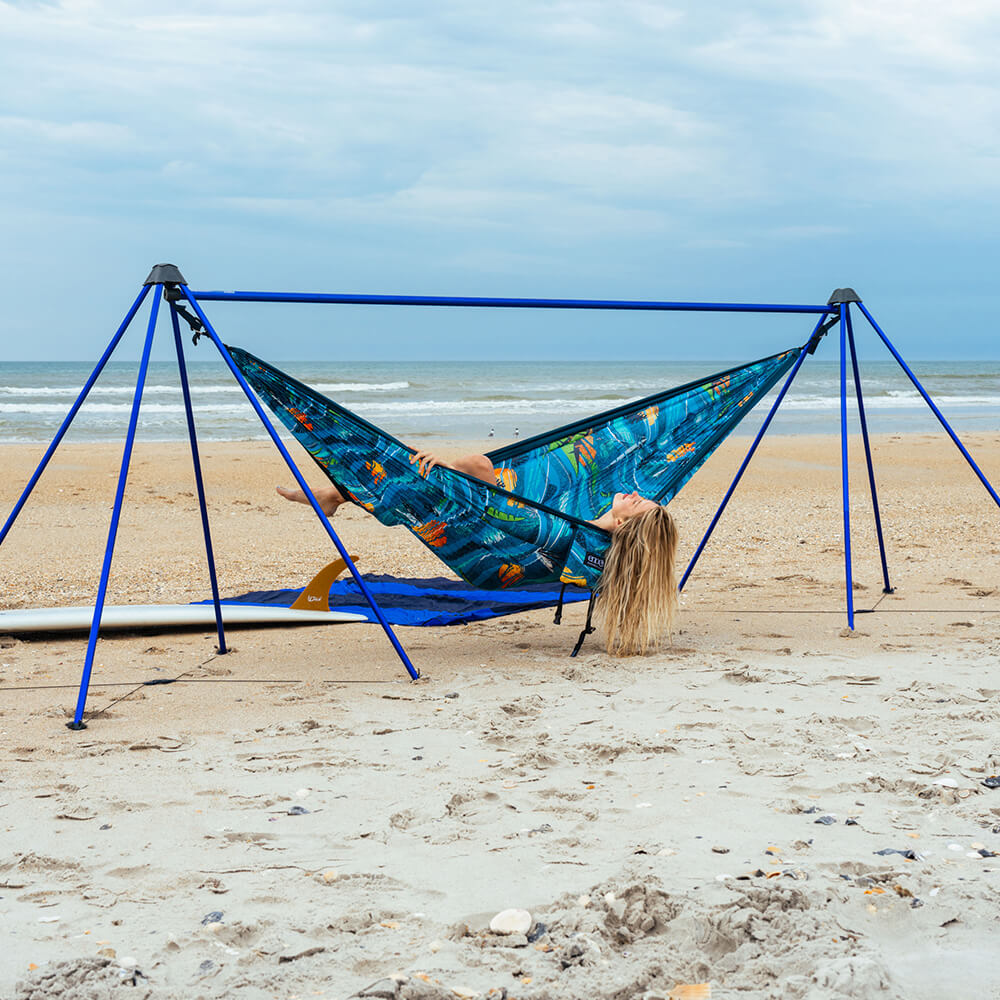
[570,592,598,657]
[553,582,568,624]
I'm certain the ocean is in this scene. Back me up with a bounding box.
[2,357,999,446]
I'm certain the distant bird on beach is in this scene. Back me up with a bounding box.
[488,426,494,438]
[514,427,519,439]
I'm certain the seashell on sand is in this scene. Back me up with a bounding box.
[489,908,532,935]
[669,984,711,1000]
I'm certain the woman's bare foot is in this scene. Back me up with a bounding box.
[276,484,345,516]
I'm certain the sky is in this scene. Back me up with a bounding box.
[2,0,999,362]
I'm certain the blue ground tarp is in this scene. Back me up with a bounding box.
[201,575,590,627]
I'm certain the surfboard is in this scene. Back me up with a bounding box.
[0,603,367,634]
[0,557,370,635]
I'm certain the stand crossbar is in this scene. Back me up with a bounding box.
[189,289,835,315]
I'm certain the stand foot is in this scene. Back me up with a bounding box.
[66,721,88,731]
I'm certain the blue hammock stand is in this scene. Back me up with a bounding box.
[2,265,997,731]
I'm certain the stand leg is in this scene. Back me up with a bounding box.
[839,305,855,630]
[69,286,164,729]
[679,319,821,591]
[180,287,420,681]
[1,285,150,549]
[170,304,227,654]
[847,309,892,593]
[857,302,1000,509]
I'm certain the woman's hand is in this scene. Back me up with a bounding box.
[410,449,444,477]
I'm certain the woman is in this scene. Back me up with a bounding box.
[277,448,678,656]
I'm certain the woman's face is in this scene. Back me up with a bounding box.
[611,491,659,524]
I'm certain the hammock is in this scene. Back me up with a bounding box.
[228,346,801,590]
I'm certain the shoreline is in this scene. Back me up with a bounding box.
[3,410,1000,448]
[5,353,1000,448]
[2,431,999,999]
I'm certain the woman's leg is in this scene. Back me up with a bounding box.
[278,450,492,518]
[276,483,346,516]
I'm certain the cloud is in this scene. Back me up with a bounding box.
[0,114,132,151]
[689,0,1000,196]
[1,1,999,359]
[7,0,995,227]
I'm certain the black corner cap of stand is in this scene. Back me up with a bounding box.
[827,287,861,306]
[66,720,88,731]
[144,263,187,286]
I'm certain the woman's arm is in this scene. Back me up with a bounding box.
[410,450,496,485]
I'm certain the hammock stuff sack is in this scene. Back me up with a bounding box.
[228,346,801,591]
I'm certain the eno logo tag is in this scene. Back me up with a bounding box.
[584,552,605,571]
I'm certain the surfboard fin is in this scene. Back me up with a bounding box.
[290,556,359,612]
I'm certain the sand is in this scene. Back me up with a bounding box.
[1,432,999,1000]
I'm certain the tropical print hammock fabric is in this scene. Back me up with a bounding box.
[488,351,800,521]
[228,346,800,590]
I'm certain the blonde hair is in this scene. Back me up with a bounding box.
[595,506,678,656]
